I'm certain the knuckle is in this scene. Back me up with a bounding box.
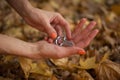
[55,13,62,17]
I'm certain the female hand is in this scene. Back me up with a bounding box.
[28,41,85,59]
[24,8,71,40]
[45,18,99,48]
[72,18,99,48]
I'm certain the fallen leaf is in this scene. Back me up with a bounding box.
[111,4,120,16]
[95,59,120,80]
[79,56,98,69]
[73,70,94,80]
[19,57,52,79]
[50,58,68,67]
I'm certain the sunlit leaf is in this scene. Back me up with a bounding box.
[19,57,52,79]
[50,58,68,67]
[79,56,98,69]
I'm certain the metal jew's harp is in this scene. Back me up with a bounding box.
[60,40,74,47]
[54,36,74,47]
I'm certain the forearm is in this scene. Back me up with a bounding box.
[0,34,34,57]
[6,0,33,17]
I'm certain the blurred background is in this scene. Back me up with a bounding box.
[0,0,120,80]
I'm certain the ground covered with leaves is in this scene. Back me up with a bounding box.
[0,0,120,80]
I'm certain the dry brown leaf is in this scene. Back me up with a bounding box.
[19,57,52,79]
[95,59,120,80]
[51,75,58,80]
[111,4,120,16]
[74,70,94,80]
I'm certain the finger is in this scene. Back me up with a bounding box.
[58,47,85,58]
[66,47,85,55]
[73,21,96,44]
[81,21,96,38]
[72,18,87,38]
[85,29,99,44]
[54,25,63,36]
[76,29,99,48]
[44,23,57,39]
[48,38,54,43]
[44,36,48,41]
[62,21,71,40]
[55,14,72,39]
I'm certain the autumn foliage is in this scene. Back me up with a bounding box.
[0,0,120,80]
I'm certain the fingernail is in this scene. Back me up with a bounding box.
[78,50,86,55]
[50,33,57,39]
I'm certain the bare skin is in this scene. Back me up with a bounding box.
[72,18,98,48]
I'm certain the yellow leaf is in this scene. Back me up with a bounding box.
[79,56,98,69]
[19,57,31,79]
[19,57,52,79]
[50,58,68,67]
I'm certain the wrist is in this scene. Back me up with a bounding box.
[21,2,34,18]
[26,41,48,59]
[6,0,34,18]
[23,42,41,59]
[17,42,38,59]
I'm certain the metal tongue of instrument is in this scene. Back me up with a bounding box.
[54,36,74,47]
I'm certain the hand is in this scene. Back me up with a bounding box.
[45,18,99,48]
[27,41,85,59]
[0,34,85,59]
[72,18,99,48]
[23,8,71,39]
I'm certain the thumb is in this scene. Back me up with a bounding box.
[44,23,57,39]
[66,47,86,55]
[59,47,86,58]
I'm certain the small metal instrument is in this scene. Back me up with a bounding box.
[54,36,74,47]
